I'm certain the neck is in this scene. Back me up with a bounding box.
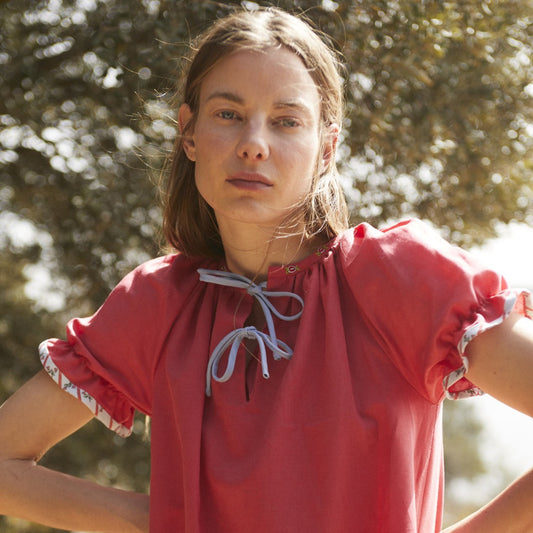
[217,220,323,281]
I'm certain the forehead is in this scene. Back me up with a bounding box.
[198,47,321,113]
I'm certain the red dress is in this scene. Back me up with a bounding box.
[39,219,531,532]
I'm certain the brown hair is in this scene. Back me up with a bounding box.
[162,7,348,258]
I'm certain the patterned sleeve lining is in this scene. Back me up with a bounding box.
[444,289,532,400]
[39,341,133,437]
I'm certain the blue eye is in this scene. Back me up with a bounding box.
[218,110,236,120]
[278,118,299,128]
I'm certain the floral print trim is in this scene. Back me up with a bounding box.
[39,341,132,437]
[284,264,300,275]
[444,289,532,400]
[442,355,482,400]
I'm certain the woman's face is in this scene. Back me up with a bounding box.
[179,47,335,233]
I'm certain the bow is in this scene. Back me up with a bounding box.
[198,269,304,396]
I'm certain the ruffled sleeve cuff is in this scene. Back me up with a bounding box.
[443,288,532,400]
[39,341,134,437]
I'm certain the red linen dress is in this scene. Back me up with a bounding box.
[39,219,531,532]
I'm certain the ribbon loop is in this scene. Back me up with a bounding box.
[198,269,304,396]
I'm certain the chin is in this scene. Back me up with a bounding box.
[216,201,286,225]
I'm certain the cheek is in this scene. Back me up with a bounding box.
[193,167,217,213]
[284,137,321,179]
[193,159,213,199]
[194,122,232,152]
[192,130,228,182]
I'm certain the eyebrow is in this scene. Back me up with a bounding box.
[205,91,244,105]
[204,91,314,116]
[273,100,314,116]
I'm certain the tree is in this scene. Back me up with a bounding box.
[1,0,532,303]
[328,0,533,244]
[1,1,531,530]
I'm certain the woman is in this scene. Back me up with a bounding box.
[0,7,532,532]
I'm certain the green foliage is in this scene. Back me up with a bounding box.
[0,233,51,395]
[333,0,533,244]
[1,1,531,531]
[442,400,489,527]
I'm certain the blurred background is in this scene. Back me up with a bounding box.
[0,0,532,531]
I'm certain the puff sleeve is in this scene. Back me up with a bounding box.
[39,254,199,436]
[339,219,531,404]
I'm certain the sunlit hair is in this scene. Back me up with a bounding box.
[162,7,349,258]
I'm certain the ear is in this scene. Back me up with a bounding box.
[321,123,339,172]
[178,103,196,161]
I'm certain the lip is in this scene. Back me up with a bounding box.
[227,172,273,190]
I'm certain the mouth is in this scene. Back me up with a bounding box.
[226,172,273,190]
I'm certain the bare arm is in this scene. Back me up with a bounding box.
[442,313,533,533]
[0,370,149,533]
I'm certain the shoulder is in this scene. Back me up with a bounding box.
[335,218,497,292]
[72,253,219,343]
[120,253,216,291]
[337,218,456,265]
[105,253,220,313]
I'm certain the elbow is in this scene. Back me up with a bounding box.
[0,457,36,504]
[0,457,40,520]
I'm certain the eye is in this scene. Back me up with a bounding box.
[217,110,238,120]
[275,117,300,128]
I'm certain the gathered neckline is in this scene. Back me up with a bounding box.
[194,228,351,284]
[266,231,345,280]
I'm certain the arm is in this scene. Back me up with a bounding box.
[0,370,149,533]
[443,312,533,533]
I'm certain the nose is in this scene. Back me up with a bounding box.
[236,120,270,161]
